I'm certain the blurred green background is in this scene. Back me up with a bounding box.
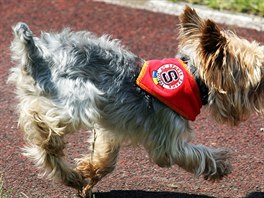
[170,0,264,16]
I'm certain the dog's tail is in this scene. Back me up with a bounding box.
[10,22,41,75]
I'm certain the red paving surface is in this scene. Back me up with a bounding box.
[0,1,263,198]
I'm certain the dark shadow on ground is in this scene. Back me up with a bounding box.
[92,190,264,198]
[93,190,215,198]
[245,192,264,198]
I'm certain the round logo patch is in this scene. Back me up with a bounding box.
[152,63,184,89]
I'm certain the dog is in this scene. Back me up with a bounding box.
[9,6,263,197]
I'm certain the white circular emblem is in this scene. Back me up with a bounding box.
[153,64,184,89]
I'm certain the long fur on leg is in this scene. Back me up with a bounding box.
[75,127,120,195]
[19,97,85,189]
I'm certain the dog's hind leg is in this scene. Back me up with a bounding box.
[19,98,85,190]
[75,127,120,196]
[10,22,85,190]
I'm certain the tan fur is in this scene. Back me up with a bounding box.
[9,67,84,189]
[178,6,264,125]
[75,128,120,196]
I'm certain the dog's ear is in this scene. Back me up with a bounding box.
[198,19,236,93]
[179,6,204,40]
[200,19,227,67]
[178,6,205,55]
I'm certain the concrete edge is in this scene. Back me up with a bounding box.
[96,0,264,31]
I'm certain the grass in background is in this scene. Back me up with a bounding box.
[0,174,28,198]
[170,0,264,16]
[0,174,9,198]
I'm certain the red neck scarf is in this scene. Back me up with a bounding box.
[136,58,202,121]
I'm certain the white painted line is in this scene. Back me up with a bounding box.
[97,0,264,31]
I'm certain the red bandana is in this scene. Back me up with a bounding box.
[136,58,202,121]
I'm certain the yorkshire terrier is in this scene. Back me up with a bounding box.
[9,6,263,197]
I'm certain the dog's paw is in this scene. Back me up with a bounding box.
[78,183,93,198]
[63,170,87,190]
[13,22,33,41]
[204,161,232,181]
[203,149,232,181]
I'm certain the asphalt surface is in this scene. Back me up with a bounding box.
[0,1,263,198]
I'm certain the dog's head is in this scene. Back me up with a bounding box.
[178,6,264,125]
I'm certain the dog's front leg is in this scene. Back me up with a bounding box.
[75,127,120,197]
[145,124,232,180]
[172,140,232,181]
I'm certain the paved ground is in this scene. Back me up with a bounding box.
[0,1,263,198]
[99,0,264,31]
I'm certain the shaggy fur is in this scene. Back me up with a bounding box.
[9,6,263,197]
[178,7,264,125]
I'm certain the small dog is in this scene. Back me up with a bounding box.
[9,6,263,197]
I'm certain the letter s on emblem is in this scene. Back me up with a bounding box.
[161,69,178,83]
